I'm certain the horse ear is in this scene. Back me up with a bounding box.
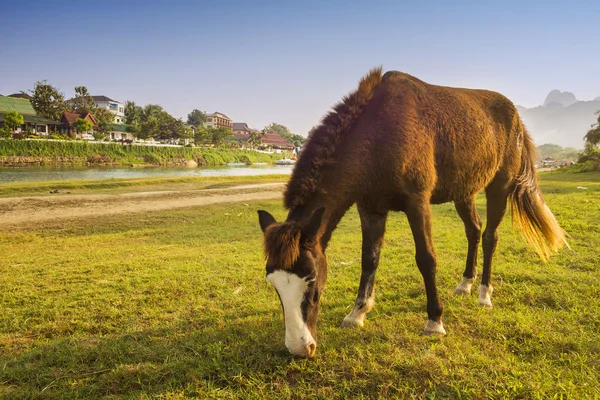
[257,210,277,233]
[302,207,325,241]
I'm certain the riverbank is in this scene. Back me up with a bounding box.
[0,140,282,167]
[0,174,290,197]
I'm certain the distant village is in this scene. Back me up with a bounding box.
[0,90,304,156]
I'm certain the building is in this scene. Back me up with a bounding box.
[260,132,295,153]
[60,112,98,139]
[232,122,252,135]
[0,96,60,136]
[204,112,232,131]
[108,124,135,141]
[7,93,32,100]
[91,96,125,124]
[67,95,125,124]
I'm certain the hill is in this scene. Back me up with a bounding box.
[517,91,600,148]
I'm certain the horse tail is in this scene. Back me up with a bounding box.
[508,129,569,261]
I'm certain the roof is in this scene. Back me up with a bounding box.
[91,95,119,103]
[207,111,231,120]
[261,133,294,148]
[61,112,98,126]
[0,96,37,115]
[233,122,251,131]
[8,93,32,100]
[0,114,60,124]
[109,124,128,132]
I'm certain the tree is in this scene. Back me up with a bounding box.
[187,109,207,127]
[29,81,68,121]
[91,107,115,139]
[73,118,93,137]
[577,111,600,170]
[247,130,264,148]
[124,100,142,125]
[142,104,164,121]
[193,127,212,145]
[92,130,107,141]
[3,111,24,133]
[209,126,233,146]
[584,111,600,147]
[71,86,96,113]
[126,123,142,140]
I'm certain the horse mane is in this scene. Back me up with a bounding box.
[284,67,384,209]
[263,222,302,269]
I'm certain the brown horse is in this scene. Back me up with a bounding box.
[257,68,568,358]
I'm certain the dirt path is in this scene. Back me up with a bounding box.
[0,183,285,227]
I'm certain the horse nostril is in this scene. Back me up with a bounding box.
[306,342,317,357]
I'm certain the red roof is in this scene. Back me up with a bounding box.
[61,112,98,127]
[262,133,294,148]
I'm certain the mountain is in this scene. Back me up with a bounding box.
[543,90,577,107]
[517,91,600,148]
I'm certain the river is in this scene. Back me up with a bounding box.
[0,165,294,184]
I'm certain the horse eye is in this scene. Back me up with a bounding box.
[304,275,316,284]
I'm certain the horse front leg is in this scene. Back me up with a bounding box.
[340,206,387,328]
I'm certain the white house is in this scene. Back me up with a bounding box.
[91,96,125,124]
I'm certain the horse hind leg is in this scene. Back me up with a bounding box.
[340,206,387,328]
[479,179,510,308]
[454,198,482,295]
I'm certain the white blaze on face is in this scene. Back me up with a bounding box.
[266,270,316,356]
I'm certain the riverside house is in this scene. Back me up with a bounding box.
[204,112,233,131]
[260,132,295,153]
[60,112,98,139]
[66,95,125,124]
[0,96,60,135]
[108,124,135,141]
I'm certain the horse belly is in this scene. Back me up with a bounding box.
[432,143,500,202]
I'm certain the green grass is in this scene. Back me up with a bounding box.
[0,175,290,197]
[1,172,599,399]
[0,140,282,166]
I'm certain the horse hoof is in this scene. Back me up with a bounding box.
[478,284,493,308]
[424,320,446,336]
[340,316,364,329]
[454,277,474,295]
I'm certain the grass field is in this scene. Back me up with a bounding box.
[0,172,599,399]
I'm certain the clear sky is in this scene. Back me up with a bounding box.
[1,0,598,135]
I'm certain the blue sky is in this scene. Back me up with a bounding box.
[1,0,598,135]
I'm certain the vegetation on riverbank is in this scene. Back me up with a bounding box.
[0,172,598,398]
[0,140,283,167]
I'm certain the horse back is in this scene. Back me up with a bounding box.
[357,71,524,204]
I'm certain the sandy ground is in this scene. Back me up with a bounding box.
[0,183,285,227]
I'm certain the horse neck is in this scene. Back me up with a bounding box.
[286,175,356,251]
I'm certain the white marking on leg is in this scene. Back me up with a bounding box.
[478,284,493,308]
[341,297,375,328]
[266,270,316,357]
[424,319,446,335]
[455,277,474,295]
